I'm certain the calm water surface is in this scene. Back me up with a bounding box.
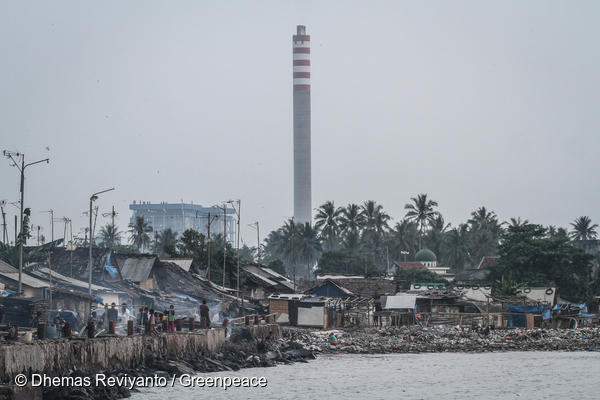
[134,352,600,400]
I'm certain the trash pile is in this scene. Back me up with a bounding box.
[283,326,600,354]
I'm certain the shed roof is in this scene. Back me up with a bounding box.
[120,256,157,282]
[0,270,49,288]
[160,258,193,272]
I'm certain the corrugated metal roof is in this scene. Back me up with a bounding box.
[0,271,49,288]
[160,258,193,272]
[34,267,112,292]
[120,256,157,282]
[0,260,17,273]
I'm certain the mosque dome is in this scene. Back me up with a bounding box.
[415,248,437,262]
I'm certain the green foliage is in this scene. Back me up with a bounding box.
[316,251,371,275]
[492,273,526,297]
[395,267,448,290]
[99,223,121,248]
[486,223,595,302]
[156,228,178,257]
[267,259,286,275]
[128,216,152,252]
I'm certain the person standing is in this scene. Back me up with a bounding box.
[167,305,175,332]
[199,300,210,329]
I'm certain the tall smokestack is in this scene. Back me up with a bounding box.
[293,25,312,224]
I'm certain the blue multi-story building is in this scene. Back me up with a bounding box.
[129,201,235,243]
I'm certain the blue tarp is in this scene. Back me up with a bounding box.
[0,289,15,297]
[104,265,118,279]
[507,304,547,327]
[93,295,104,304]
[177,295,198,303]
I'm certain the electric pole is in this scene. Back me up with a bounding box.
[3,150,49,295]
[88,188,114,295]
[227,200,241,300]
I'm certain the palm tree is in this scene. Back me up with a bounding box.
[99,223,121,248]
[387,219,419,260]
[157,228,178,257]
[424,214,450,260]
[360,200,390,266]
[507,217,529,228]
[468,206,497,227]
[128,216,153,252]
[339,203,365,236]
[570,216,598,240]
[404,194,439,248]
[314,201,342,251]
[296,222,322,280]
[443,224,469,271]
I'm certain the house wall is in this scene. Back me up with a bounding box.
[23,287,45,299]
[297,305,324,327]
[139,278,154,290]
[52,293,92,327]
[268,299,289,318]
[311,283,347,298]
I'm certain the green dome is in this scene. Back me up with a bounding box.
[415,248,437,262]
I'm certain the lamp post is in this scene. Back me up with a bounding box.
[88,188,114,295]
[3,150,49,295]
[227,200,241,300]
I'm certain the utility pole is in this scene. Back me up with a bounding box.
[205,212,219,282]
[248,221,260,263]
[101,206,118,248]
[41,209,54,243]
[291,217,296,292]
[227,200,241,300]
[89,188,114,295]
[47,251,53,311]
[0,201,7,244]
[37,225,41,246]
[3,150,49,295]
[214,203,228,288]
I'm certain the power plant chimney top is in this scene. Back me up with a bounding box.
[297,25,306,35]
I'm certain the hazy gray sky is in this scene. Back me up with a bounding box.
[1,1,598,245]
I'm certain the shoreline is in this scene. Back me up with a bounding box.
[10,326,600,399]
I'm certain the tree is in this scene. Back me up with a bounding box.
[316,250,369,275]
[570,216,598,240]
[295,222,322,279]
[314,201,342,251]
[404,194,438,248]
[486,223,595,302]
[395,267,448,290]
[386,219,418,261]
[128,216,153,252]
[442,224,469,271]
[177,229,204,258]
[99,223,121,248]
[360,200,390,267]
[424,214,450,260]
[339,203,365,236]
[156,228,178,257]
[267,259,286,275]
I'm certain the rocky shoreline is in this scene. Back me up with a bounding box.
[42,326,600,399]
[43,331,315,400]
[283,326,600,354]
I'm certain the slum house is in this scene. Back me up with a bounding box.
[281,296,340,329]
[268,293,308,323]
[159,257,208,277]
[242,263,295,301]
[0,259,48,299]
[28,267,128,306]
[118,255,160,289]
[48,246,113,283]
[304,279,377,327]
[0,261,95,326]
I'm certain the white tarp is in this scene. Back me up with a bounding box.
[297,306,324,327]
[382,295,417,310]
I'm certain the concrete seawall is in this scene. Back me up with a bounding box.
[0,324,280,384]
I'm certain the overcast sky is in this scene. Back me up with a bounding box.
[0,1,598,246]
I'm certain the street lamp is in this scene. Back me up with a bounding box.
[3,150,49,295]
[88,188,114,295]
[227,200,241,300]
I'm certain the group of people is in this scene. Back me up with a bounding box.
[139,305,176,335]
